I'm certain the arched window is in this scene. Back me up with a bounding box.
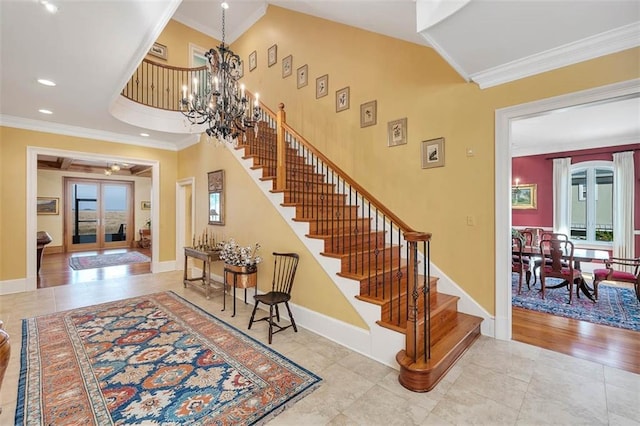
[570,161,613,244]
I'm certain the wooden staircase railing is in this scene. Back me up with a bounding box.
[119,59,482,390]
[241,103,482,391]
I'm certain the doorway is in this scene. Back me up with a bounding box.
[494,78,640,340]
[65,178,134,251]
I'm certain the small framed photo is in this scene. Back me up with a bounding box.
[360,100,377,127]
[268,44,277,67]
[336,87,350,112]
[248,50,257,71]
[421,137,445,169]
[512,183,537,209]
[141,201,151,210]
[387,118,407,146]
[297,64,308,88]
[37,197,59,215]
[282,55,292,78]
[316,74,328,98]
[148,42,167,60]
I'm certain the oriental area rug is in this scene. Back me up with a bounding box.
[16,291,321,425]
[512,274,640,331]
[69,251,151,270]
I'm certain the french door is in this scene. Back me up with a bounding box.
[64,178,134,251]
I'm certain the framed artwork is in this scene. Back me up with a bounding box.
[148,42,167,60]
[268,44,277,67]
[387,118,407,146]
[248,50,257,71]
[512,183,537,209]
[421,137,445,169]
[297,64,308,88]
[141,201,151,210]
[360,100,377,127]
[316,74,328,98]
[208,170,225,225]
[336,87,350,112]
[282,55,292,78]
[37,197,59,215]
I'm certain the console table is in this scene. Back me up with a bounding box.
[183,247,221,299]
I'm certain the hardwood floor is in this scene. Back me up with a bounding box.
[513,306,640,374]
[37,247,151,288]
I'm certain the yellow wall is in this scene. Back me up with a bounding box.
[230,6,639,313]
[147,19,220,67]
[0,127,178,281]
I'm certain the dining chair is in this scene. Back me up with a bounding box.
[592,257,640,302]
[532,232,569,285]
[248,252,300,344]
[512,236,530,294]
[539,238,584,304]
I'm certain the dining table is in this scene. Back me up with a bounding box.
[518,245,610,302]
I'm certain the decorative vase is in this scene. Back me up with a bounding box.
[224,264,258,289]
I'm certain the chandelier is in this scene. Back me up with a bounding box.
[180,2,260,141]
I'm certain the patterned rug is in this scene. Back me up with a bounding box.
[69,251,151,270]
[512,274,640,331]
[16,291,321,425]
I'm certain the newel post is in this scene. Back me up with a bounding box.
[276,103,287,191]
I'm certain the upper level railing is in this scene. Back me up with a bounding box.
[121,59,207,111]
[121,61,433,364]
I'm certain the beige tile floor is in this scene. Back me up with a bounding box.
[1,271,638,425]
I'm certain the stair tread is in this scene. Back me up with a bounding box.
[399,313,482,368]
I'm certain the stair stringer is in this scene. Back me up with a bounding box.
[228,144,405,367]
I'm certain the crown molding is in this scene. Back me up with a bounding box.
[472,23,640,89]
[512,134,640,158]
[0,115,178,151]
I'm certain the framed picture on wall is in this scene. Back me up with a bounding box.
[37,197,59,215]
[336,87,350,112]
[268,44,277,67]
[512,183,537,209]
[282,55,292,78]
[387,118,407,147]
[420,137,445,169]
[297,64,308,88]
[248,50,257,71]
[360,100,377,127]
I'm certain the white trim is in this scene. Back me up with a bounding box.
[513,134,639,158]
[1,114,178,151]
[14,146,162,296]
[189,43,208,68]
[176,177,196,269]
[494,78,640,341]
[473,23,640,89]
[0,278,29,295]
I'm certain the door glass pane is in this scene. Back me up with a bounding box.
[72,184,97,244]
[571,170,587,240]
[595,168,613,242]
[104,184,128,242]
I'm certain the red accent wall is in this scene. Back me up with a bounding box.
[512,144,640,254]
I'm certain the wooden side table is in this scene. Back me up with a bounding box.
[183,247,221,299]
[223,264,257,317]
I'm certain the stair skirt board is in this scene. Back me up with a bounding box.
[227,143,492,367]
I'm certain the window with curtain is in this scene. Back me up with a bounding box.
[570,161,613,244]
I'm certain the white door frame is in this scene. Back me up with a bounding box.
[494,78,640,340]
[26,147,160,292]
[176,177,196,270]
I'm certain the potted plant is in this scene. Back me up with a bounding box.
[217,239,262,288]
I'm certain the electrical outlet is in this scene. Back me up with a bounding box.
[466,215,475,226]
[466,148,474,157]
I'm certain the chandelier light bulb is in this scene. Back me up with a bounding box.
[111,164,120,171]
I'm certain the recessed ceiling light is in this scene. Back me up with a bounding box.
[140,133,149,137]
[37,79,56,87]
[40,1,58,13]
[38,109,53,115]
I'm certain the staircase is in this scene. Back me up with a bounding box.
[239,103,482,392]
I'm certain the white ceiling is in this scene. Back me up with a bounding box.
[0,0,638,155]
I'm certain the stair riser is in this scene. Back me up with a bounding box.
[341,247,401,274]
[380,291,457,330]
[308,219,371,235]
[323,232,386,254]
[284,193,346,204]
[295,205,360,220]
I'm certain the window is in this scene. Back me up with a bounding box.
[570,161,613,243]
